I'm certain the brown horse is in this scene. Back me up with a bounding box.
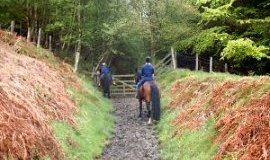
[138,81,161,124]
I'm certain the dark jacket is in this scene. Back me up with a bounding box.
[141,63,154,81]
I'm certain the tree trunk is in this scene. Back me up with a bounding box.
[148,0,158,61]
[33,3,38,43]
[27,27,31,42]
[74,50,80,72]
[11,21,15,33]
[49,35,52,51]
[37,28,42,48]
[74,1,81,72]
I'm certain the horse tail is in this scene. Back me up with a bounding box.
[151,84,160,121]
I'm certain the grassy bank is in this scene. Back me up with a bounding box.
[0,31,115,159]
[156,69,270,159]
[157,69,229,160]
[53,77,115,159]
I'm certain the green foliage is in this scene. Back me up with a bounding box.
[1,0,269,74]
[0,0,200,73]
[221,38,269,65]
[53,77,115,159]
[175,0,270,74]
[153,0,200,57]
[194,28,231,54]
[200,3,233,25]
[175,37,195,53]
[196,0,231,8]
[176,27,232,54]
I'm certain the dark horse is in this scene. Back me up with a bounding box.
[138,80,161,124]
[100,73,112,98]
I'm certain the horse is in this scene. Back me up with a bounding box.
[138,81,161,124]
[100,73,112,98]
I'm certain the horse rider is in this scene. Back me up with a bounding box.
[100,62,112,81]
[99,62,113,98]
[136,56,155,98]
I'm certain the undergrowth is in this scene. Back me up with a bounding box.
[157,69,270,159]
[157,69,222,159]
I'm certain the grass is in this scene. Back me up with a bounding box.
[158,114,217,160]
[157,68,238,91]
[157,96,218,160]
[156,69,237,160]
[53,77,115,160]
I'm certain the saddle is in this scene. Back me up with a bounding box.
[139,80,155,99]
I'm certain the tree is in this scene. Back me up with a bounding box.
[176,0,270,74]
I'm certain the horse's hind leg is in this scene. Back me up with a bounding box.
[146,102,151,118]
[138,99,142,118]
[146,101,152,124]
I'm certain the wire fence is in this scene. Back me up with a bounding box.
[177,53,240,73]
[156,51,238,74]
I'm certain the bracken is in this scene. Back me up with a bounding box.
[169,76,270,159]
[0,31,80,159]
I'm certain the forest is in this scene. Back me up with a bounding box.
[0,0,269,74]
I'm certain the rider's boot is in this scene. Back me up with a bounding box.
[135,88,140,99]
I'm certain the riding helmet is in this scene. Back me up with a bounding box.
[145,56,151,63]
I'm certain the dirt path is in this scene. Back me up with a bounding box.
[101,98,160,160]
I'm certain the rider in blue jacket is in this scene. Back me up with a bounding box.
[136,56,155,98]
[100,63,111,75]
[100,62,112,82]
[100,62,113,98]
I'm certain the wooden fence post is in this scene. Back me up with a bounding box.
[195,54,199,71]
[11,21,15,33]
[19,22,22,35]
[225,63,228,72]
[74,51,80,72]
[209,57,213,73]
[49,35,52,51]
[123,84,126,97]
[27,27,31,42]
[171,47,177,69]
[37,28,42,48]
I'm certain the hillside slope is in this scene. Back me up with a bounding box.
[0,31,114,159]
[157,69,270,160]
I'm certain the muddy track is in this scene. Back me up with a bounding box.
[101,98,160,160]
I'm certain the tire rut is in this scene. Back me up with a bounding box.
[101,98,160,160]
